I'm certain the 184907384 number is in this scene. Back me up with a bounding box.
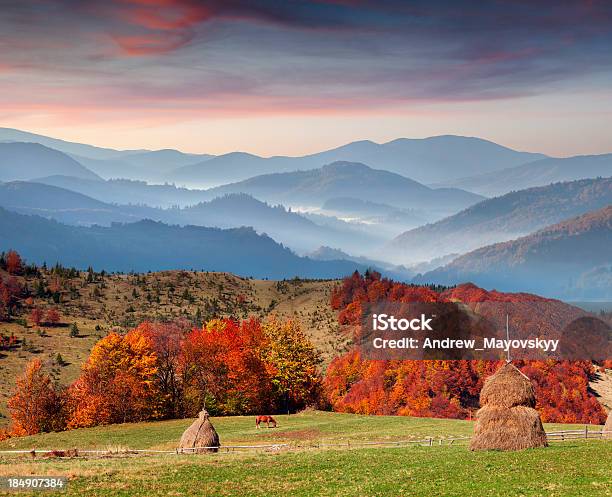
[0,477,68,491]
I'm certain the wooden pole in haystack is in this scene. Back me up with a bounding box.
[470,362,548,451]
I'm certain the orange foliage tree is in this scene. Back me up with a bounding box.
[67,325,160,428]
[7,359,65,436]
[6,250,22,275]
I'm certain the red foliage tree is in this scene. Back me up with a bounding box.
[0,277,21,321]
[180,318,273,416]
[30,307,43,327]
[6,250,22,275]
[45,309,61,326]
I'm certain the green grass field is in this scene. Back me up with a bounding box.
[0,411,609,496]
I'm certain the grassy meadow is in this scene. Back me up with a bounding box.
[0,411,609,496]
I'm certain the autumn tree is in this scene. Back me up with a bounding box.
[6,250,22,275]
[30,307,43,327]
[144,321,189,418]
[67,327,160,428]
[0,277,21,321]
[7,359,65,436]
[180,318,272,416]
[45,309,61,326]
[262,317,322,412]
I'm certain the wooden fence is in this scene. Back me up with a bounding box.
[545,427,610,442]
[0,430,608,457]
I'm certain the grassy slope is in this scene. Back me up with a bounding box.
[0,412,609,497]
[0,270,343,421]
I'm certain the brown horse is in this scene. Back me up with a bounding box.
[255,415,277,429]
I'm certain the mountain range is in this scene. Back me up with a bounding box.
[415,205,612,299]
[0,182,380,254]
[434,154,612,196]
[31,175,212,208]
[71,149,214,181]
[167,135,545,187]
[1,129,545,188]
[0,128,212,182]
[203,161,485,216]
[1,127,610,299]
[0,207,369,279]
[0,142,101,182]
[386,177,612,264]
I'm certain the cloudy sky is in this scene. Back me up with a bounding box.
[1,0,612,156]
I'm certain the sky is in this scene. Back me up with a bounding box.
[1,0,612,157]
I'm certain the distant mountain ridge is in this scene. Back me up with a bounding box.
[386,177,612,263]
[416,205,612,299]
[0,142,101,182]
[175,194,381,253]
[0,181,150,226]
[308,245,414,281]
[168,135,545,187]
[0,183,380,254]
[0,207,368,278]
[433,154,612,196]
[0,127,138,159]
[32,175,213,208]
[71,149,214,181]
[0,128,213,181]
[203,161,485,216]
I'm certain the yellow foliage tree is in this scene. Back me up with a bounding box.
[261,317,322,412]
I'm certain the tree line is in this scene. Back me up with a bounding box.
[4,317,322,437]
[324,271,608,424]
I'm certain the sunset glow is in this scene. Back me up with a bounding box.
[2,0,612,155]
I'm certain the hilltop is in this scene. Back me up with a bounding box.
[417,205,612,298]
[0,142,101,182]
[387,177,612,263]
[204,161,484,215]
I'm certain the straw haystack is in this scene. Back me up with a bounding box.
[470,362,547,451]
[179,409,220,453]
[604,411,612,439]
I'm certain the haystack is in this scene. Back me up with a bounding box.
[178,409,220,453]
[604,410,612,439]
[470,362,547,451]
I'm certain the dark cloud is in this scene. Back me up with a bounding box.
[1,0,611,111]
